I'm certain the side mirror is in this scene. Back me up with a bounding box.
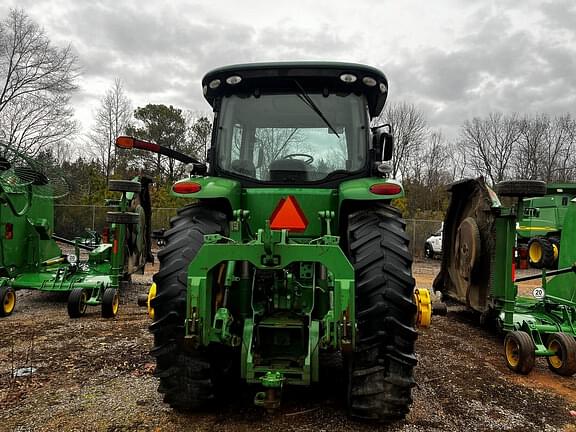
[382,132,393,161]
[372,132,394,161]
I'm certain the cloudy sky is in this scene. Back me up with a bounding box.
[2,0,575,140]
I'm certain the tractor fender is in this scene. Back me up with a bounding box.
[171,177,241,212]
[338,178,404,210]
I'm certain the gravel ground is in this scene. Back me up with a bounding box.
[1,259,576,431]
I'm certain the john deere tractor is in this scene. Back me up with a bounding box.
[118,62,427,421]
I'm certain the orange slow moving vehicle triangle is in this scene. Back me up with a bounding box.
[269,195,308,232]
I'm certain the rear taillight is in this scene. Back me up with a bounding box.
[369,183,402,195]
[5,223,13,240]
[172,181,202,194]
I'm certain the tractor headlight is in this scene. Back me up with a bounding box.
[209,79,221,89]
[68,254,78,265]
[339,73,357,83]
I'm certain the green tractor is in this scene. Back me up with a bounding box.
[0,150,152,318]
[119,62,430,421]
[517,183,576,269]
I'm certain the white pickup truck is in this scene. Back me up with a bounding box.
[424,225,443,258]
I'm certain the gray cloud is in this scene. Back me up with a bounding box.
[1,0,575,140]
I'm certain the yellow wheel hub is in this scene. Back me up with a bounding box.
[147,282,157,320]
[505,338,520,368]
[529,242,542,264]
[112,293,119,316]
[548,340,564,369]
[413,288,432,328]
[3,290,15,314]
[552,244,559,261]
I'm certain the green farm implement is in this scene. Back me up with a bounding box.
[517,183,576,269]
[0,155,152,318]
[118,62,431,422]
[435,178,576,376]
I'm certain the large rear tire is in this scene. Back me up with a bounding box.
[346,204,417,422]
[150,204,228,410]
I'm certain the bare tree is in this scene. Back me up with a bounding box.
[0,92,77,157]
[374,101,427,178]
[0,9,79,156]
[460,112,521,185]
[89,78,132,181]
[447,140,468,181]
[403,130,452,215]
[256,128,305,166]
[541,114,576,182]
[184,112,213,162]
[513,114,549,180]
[422,131,451,188]
[53,140,73,165]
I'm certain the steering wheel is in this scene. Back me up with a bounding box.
[283,153,314,165]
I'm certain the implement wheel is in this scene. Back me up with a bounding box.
[108,179,141,193]
[504,331,535,374]
[102,288,119,318]
[528,237,554,269]
[0,286,16,317]
[346,204,417,423]
[150,204,229,410]
[549,237,560,268]
[68,288,87,318]
[546,333,576,376]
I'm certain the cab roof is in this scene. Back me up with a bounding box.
[202,61,389,118]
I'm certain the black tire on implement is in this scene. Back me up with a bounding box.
[346,204,418,422]
[108,179,141,193]
[528,237,554,269]
[101,287,119,318]
[150,204,228,410]
[67,288,87,318]
[496,180,546,198]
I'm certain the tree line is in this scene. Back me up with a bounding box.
[1,9,575,220]
[375,104,576,218]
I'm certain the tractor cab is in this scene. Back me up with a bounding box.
[202,62,392,187]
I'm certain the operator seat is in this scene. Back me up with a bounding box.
[269,159,310,182]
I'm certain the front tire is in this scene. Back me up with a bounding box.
[150,204,228,410]
[346,204,417,422]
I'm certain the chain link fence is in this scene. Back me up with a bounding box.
[405,219,443,257]
[54,205,178,239]
[54,205,442,257]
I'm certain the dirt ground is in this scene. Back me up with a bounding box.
[1,258,576,432]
